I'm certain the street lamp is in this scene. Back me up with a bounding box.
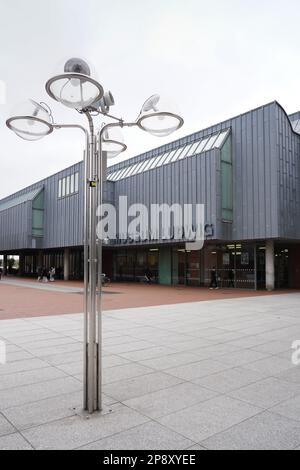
[6,58,184,413]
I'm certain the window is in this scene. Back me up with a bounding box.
[58,171,79,198]
[203,133,219,151]
[179,143,194,159]
[32,190,44,237]
[62,178,66,197]
[185,141,201,158]
[214,130,229,148]
[126,163,140,177]
[196,137,209,153]
[221,135,233,221]
[106,129,231,182]
[155,152,169,167]
[65,176,70,195]
[163,149,177,164]
[74,172,79,192]
[70,174,74,193]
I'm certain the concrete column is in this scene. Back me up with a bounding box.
[266,240,275,291]
[64,248,70,281]
[3,254,7,276]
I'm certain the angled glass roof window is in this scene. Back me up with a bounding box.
[178,142,194,160]
[203,133,219,151]
[115,169,125,180]
[169,147,182,162]
[131,161,145,175]
[185,140,202,157]
[214,129,230,148]
[0,187,44,212]
[107,128,231,181]
[120,165,134,179]
[148,156,160,170]
[195,136,209,153]
[143,157,156,172]
[126,162,142,177]
[109,170,121,181]
[163,149,178,164]
[138,159,152,172]
[156,151,171,167]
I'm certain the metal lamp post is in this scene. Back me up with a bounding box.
[6,58,184,413]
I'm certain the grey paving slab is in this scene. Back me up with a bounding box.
[244,356,295,377]
[24,342,82,358]
[165,359,232,381]
[189,343,240,361]
[1,293,300,450]
[22,403,149,450]
[275,367,300,385]
[0,358,49,376]
[103,372,183,402]
[119,346,177,362]
[104,340,155,355]
[201,411,300,450]
[0,376,82,410]
[186,444,206,450]
[0,366,67,391]
[157,395,262,442]
[0,412,15,437]
[124,382,218,419]
[216,349,269,367]
[139,352,202,371]
[0,432,33,450]
[2,391,82,430]
[41,350,83,366]
[103,363,154,385]
[20,337,79,351]
[78,421,194,450]
[251,340,293,355]
[164,338,215,352]
[56,361,83,376]
[7,332,65,345]
[270,394,300,421]
[6,351,34,362]
[227,377,300,408]
[194,367,266,393]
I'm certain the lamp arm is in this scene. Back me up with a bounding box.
[52,123,89,139]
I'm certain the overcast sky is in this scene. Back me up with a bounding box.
[0,0,300,199]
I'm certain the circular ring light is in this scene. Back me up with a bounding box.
[45,73,104,110]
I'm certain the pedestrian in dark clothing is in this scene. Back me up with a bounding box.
[210,266,218,289]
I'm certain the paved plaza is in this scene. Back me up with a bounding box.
[0,277,292,319]
[0,292,300,450]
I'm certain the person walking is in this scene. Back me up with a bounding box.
[37,267,43,282]
[42,267,48,283]
[209,266,218,289]
[49,266,55,282]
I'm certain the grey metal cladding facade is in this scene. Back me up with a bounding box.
[0,202,31,250]
[42,162,84,249]
[1,100,299,251]
[113,147,219,241]
[0,160,116,251]
[112,101,282,241]
[276,104,300,239]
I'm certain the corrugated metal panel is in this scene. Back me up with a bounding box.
[1,100,299,252]
[0,187,43,212]
[276,104,300,239]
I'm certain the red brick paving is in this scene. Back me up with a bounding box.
[0,278,298,320]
